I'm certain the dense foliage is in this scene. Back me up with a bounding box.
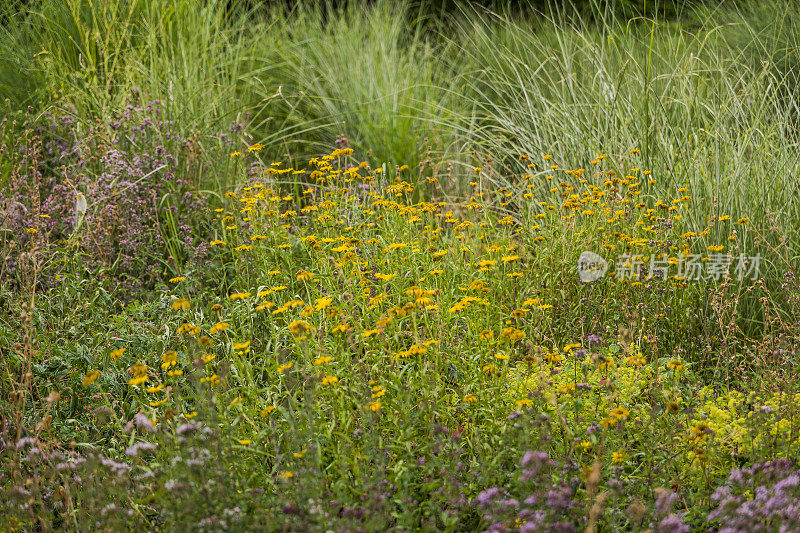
[2,1,800,531]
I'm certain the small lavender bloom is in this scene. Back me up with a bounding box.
[475,487,502,507]
[15,437,37,449]
[657,515,689,533]
[133,413,155,432]
[655,489,680,516]
[176,423,200,436]
[125,441,157,457]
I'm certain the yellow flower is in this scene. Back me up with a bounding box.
[331,323,350,334]
[209,322,229,334]
[82,370,101,387]
[256,301,276,312]
[281,471,294,479]
[169,276,186,283]
[288,320,312,337]
[277,362,293,372]
[239,440,252,445]
[25,227,37,234]
[369,401,382,412]
[200,374,220,386]
[313,356,332,366]
[233,340,250,351]
[668,359,685,372]
[612,451,628,464]
[498,326,525,343]
[259,406,276,417]
[229,292,252,301]
[172,298,190,311]
[314,296,333,311]
[110,348,126,361]
[128,375,148,386]
[147,384,164,393]
[295,270,315,282]
[321,375,339,385]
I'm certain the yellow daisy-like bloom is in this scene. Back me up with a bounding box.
[277,362,293,372]
[229,292,252,301]
[313,356,332,366]
[161,350,178,370]
[331,323,350,334]
[260,406,276,417]
[368,401,382,412]
[82,370,101,387]
[172,298,190,311]
[129,375,148,386]
[288,320,312,337]
[498,326,526,343]
[233,340,250,351]
[200,374,220,386]
[109,348,126,361]
[321,375,339,385]
[169,276,186,283]
[668,359,685,371]
[295,270,315,282]
[314,296,333,311]
[209,322,229,334]
[256,301,276,312]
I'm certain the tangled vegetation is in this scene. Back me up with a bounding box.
[3,0,800,531]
